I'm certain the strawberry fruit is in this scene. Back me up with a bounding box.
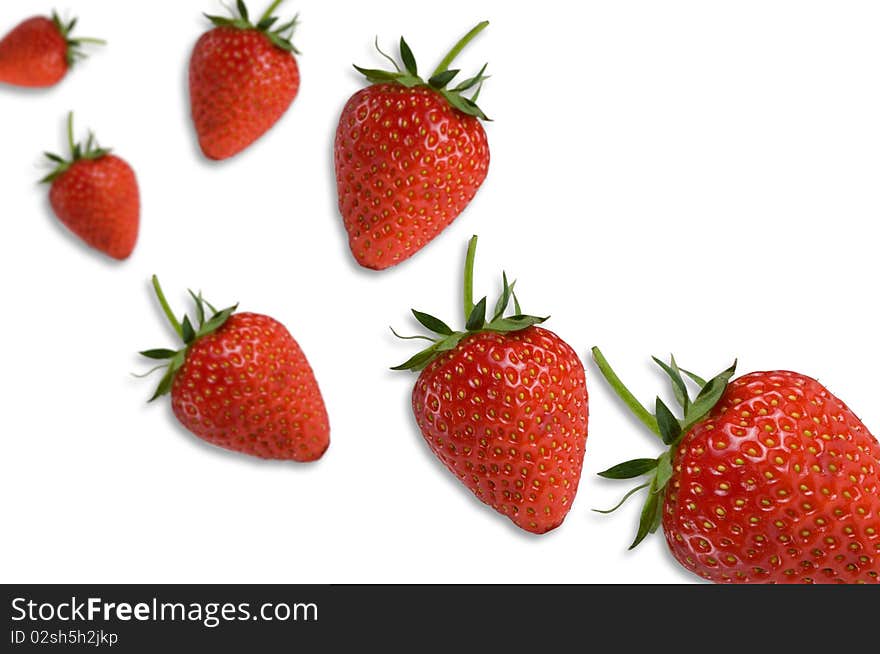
[189,0,301,160]
[335,22,491,270]
[591,347,880,583]
[0,11,103,87]
[42,113,139,260]
[140,277,330,462]
[394,237,588,533]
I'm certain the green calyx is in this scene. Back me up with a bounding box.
[590,347,737,549]
[391,235,547,372]
[205,0,300,53]
[354,21,490,120]
[138,276,238,402]
[51,11,106,66]
[41,112,112,184]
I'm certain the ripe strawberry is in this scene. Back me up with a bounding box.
[335,22,491,270]
[42,113,139,260]
[393,237,589,533]
[0,12,103,87]
[591,348,880,584]
[140,277,330,462]
[189,0,301,160]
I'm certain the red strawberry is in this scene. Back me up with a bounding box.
[591,348,880,584]
[0,12,103,87]
[140,277,330,462]
[394,237,589,533]
[189,0,301,160]
[335,22,491,270]
[42,113,139,260]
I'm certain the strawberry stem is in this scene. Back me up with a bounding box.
[431,21,488,78]
[259,0,286,23]
[591,347,662,438]
[152,275,184,339]
[67,112,75,154]
[463,235,478,320]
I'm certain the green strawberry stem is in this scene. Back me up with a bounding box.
[590,347,737,548]
[391,236,548,372]
[431,20,489,78]
[462,235,478,319]
[151,275,184,339]
[591,347,661,438]
[66,111,75,154]
[40,112,111,184]
[139,277,239,401]
[259,0,286,23]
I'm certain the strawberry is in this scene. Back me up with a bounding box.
[0,11,103,87]
[41,113,139,260]
[189,0,301,160]
[334,22,491,270]
[393,237,589,533]
[591,348,880,584]
[140,277,330,462]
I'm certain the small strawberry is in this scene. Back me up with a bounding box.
[335,22,491,270]
[189,0,301,160]
[393,237,589,533]
[42,113,139,260]
[591,348,880,584]
[140,277,330,462]
[0,11,103,87]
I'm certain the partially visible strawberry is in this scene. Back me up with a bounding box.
[140,277,330,462]
[0,12,103,87]
[591,348,880,584]
[335,22,491,270]
[189,0,301,160]
[42,113,139,260]
[393,237,589,534]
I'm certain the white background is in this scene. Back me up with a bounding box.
[1,0,879,584]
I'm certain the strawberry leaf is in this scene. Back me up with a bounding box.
[682,361,737,431]
[653,451,674,492]
[399,37,418,76]
[465,297,487,331]
[236,0,249,22]
[655,397,682,446]
[653,355,690,413]
[140,349,178,360]
[598,458,658,480]
[181,316,196,344]
[428,69,459,89]
[630,479,662,549]
[412,310,453,336]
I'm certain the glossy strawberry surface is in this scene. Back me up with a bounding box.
[189,27,299,160]
[412,327,588,533]
[335,84,489,270]
[0,16,67,87]
[49,155,139,260]
[664,371,880,583]
[170,312,330,462]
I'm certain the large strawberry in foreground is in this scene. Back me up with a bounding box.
[189,0,301,160]
[591,348,880,583]
[0,11,103,87]
[393,237,589,533]
[42,113,139,260]
[335,23,491,270]
[140,277,330,462]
